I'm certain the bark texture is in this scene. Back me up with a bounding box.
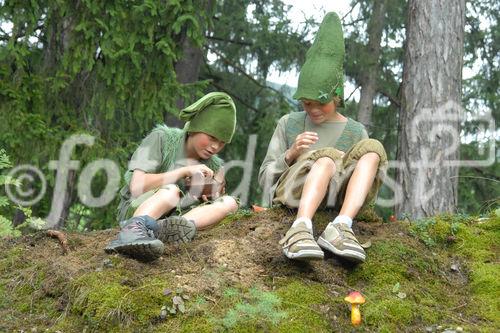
[166,0,214,127]
[396,0,465,218]
[357,0,387,128]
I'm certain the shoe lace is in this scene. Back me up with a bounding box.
[127,221,155,238]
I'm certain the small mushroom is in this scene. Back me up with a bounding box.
[344,291,366,327]
[251,204,267,212]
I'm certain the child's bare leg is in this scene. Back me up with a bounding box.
[339,152,380,218]
[133,185,180,219]
[183,196,238,230]
[297,157,336,220]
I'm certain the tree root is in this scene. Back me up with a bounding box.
[46,230,69,254]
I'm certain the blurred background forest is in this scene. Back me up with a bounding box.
[0,0,498,233]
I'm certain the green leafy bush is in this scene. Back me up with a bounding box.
[0,149,44,237]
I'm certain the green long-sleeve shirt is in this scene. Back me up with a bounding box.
[258,112,368,206]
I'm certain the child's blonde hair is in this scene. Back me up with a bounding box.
[332,95,342,107]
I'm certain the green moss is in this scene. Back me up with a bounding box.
[454,215,499,262]
[469,262,500,323]
[365,298,415,324]
[356,204,384,223]
[0,246,25,272]
[347,241,430,286]
[0,281,7,310]
[70,270,171,330]
[218,209,252,227]
[409,214,473,247]
[275,280,332,332]
[153,297,216,333]
[448,216,499,327]
[1,212,498,332]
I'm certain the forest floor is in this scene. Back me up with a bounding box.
[0,208,498,332]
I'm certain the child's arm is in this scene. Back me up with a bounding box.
[129,164,214,198]
[284,131,319,164]
[198,167,226,202]
[258,116,291,190]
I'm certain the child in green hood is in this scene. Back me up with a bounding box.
[259,12,388,263]
[105,92,238,261]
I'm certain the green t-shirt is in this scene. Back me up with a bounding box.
[119,126,222,201]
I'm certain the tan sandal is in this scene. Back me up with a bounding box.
[279,225,324,260]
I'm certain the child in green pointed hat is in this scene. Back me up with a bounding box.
[105,92,238,261]
[259,12,388,264]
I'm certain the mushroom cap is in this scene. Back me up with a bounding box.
[344,291,366,304]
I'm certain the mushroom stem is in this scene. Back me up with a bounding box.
[351,304,361,326]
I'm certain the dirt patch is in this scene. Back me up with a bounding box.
[1,209,497,332]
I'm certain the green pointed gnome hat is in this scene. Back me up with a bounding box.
[179,92,237,143]
[293,12,345,106]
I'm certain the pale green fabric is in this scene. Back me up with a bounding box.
[284,111,367,151]
[179,92,237,143]
[293,12,345,105]
[273,139,388,210]
[117,125,223,222]
[258,113,368,207]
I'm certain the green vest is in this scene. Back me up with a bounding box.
[153,125,223,174]
[121,125,223,198]
[285,111,365,152]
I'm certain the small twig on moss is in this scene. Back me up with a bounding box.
[281,300,324,315]
[180,244,194,263]
[445,313,480,327]
[449,302,468,310]
[46,230,69,254]
[113,281,167,319]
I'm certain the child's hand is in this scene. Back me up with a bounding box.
[182,164,214,179]
[285,131,319,164]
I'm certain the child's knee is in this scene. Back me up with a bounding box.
[352,139,387,162]
[361,151,380,163]
[314,156,336,168]
[219,195,239,213]
[155,185,181,205]
[312,157,336,176]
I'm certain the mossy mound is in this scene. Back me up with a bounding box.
[0,209,498,332]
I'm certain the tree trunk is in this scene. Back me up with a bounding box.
[166,34,203,128]
[56,170,77,229]
[357,0,387,129]
[396,0,465,218]
[165,0,215,127]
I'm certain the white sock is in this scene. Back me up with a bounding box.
[331,215,353,228]
[292,217,313,232]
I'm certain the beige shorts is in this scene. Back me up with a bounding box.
[273,139,388,211]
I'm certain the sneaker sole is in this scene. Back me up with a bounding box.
[156,216,196,244]
[283,248,324,261]
[105,239,164,262]
[317,237,366,263]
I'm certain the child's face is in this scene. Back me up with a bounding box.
[188,132,225,160]
[302,99,336,124]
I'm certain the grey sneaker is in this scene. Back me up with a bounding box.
[279,222,324,260]
[317,223,366,263]
[105,216,165,261]
[155,216,197,244]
